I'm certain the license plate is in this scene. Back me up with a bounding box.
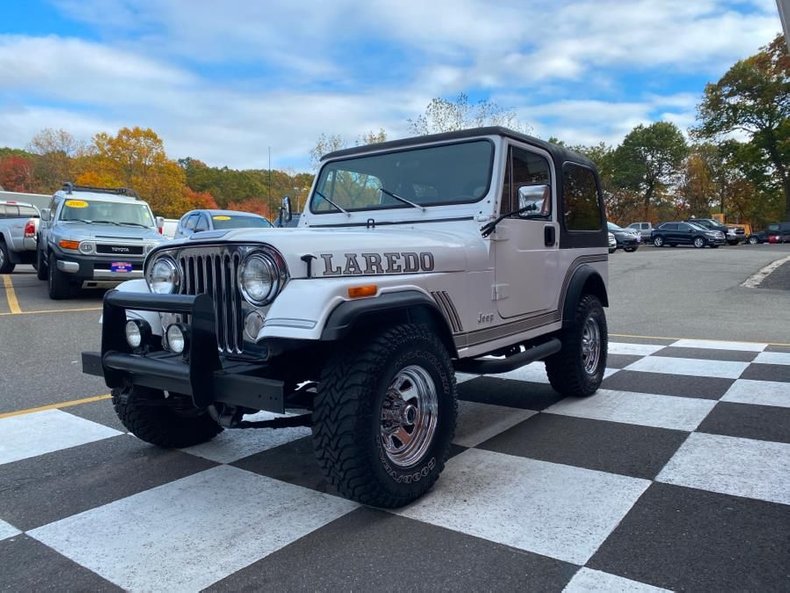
[111,262,133,273]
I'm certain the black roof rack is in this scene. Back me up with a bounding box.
[61,182,139,198]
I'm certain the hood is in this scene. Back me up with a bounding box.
[179,223,490,279]
[57,221,166,242]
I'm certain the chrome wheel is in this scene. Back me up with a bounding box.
[581,316,602,375]
[380,365,438,468]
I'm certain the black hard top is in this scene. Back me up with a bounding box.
[323,126,596,170]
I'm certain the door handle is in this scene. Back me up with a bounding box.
[544,226,555,246]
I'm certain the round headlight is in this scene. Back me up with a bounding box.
[166,324,187,354]
[147,257,180,294]
[125,320,142,348]
[239,253,279,305]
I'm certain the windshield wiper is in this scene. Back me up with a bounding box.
[85,220,122,226]
[313,189,348,214]
[116,222,148,228]
[379,187,425,211]
[480,203,544,238]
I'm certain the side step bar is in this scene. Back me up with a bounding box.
[454,338,561,374]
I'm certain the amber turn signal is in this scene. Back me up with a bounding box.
[347,285,377,298]
[58,240,81,250]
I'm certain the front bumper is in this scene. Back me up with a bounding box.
[54,252,145,285]
[82,290,284,413]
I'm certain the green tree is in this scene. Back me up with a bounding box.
[27,128,87,192]
[694,34,790,219]
[610,122,689,219]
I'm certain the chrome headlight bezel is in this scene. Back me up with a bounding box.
[239,251,282,306]
[146,255,180,294]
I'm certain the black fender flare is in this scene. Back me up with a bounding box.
[321,290,456,354]
[562,265,608,329]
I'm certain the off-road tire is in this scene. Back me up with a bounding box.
[545,294,607,397]
[112,385,223,448]
[36,249,47,280]
[0,241,15,274]
[312,323,457,508]
[48,253,71,299]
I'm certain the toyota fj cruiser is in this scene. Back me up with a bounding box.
[82,127,609,507]
[37,183,167,299]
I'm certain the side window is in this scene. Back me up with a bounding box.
[0,205,6,218]
[663,223,678,231]
[500,146,551,216]
[184,214,199,231]
[5,205,19,218]
[20,206,39,218]
[678,223,691,231]
[194,215,209,232]
[562,163,602,231]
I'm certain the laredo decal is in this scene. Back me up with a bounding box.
[320,252,435,276]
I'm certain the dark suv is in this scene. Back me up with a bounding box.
[651,221,726,248]
[767,222,790,243]
[684,218,743,245]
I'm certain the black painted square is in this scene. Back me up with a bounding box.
[698,401,790,444]
[602,370,733,399]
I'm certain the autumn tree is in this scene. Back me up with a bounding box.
[27,128,87,192]
[0,156,35,192]
[610,122,689,219]
[408,93,530,136]
[78,127,189,217]
[309,129,388,170]
[694,34,790,219]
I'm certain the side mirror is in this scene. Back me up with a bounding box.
[517,185,550,218]
[278,196,292,227]
[41,208,51,222]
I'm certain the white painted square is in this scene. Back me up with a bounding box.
[671,338,766,352]
[0,519,21,542]
[397,449,650,565]
[29,466,357,592]
[545,389,716,431]
[496,362,550,383]
[657,433,790,505]
[721,379,790,408]
[0,409,122,466]
[753,352,790,367]
[454,400,536,448]
[608,342,667,356]
[563,568,671,592]
[182,411,310,464]
[455,372,479,384]
[624,356,748,379]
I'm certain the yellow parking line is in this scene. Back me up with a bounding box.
[0,306,101,317]
[1,275,22,314]
[0,394,112,420]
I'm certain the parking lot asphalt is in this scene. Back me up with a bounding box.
[1,246,789,592]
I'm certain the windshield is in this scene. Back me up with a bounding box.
[59,198,155,227]
[211,215,272,229]
[607,222,623,230]
[311,139,494,214]
[687,222,708,231]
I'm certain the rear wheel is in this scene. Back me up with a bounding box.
[36,249,47,280]
[653,236,664,247]
[748,236,759,245]
[546,295,607,397]
[0,242,15,274]
[313,323,457,508]
[112,385,223,448]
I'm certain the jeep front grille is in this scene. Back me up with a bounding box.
[178,250,243,354]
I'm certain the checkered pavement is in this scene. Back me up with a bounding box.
[1,337,789,592]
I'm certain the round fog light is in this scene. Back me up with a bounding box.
[244,311,266,341]
[166,324,187,354]
[125,320,142,348]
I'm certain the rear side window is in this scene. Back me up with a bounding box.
[562,163,602,231]
[20,206,38,217]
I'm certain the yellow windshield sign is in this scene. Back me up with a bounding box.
[65,199,89,208]
[212,215,232,221]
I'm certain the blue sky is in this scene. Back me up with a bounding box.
[0,0,782,171]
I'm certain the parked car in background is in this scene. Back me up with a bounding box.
[651,221,726,248]
[608,231,616,254]
[607,221,640,252]
[684,218,743,245]
[0,200,41,273]
[746,230,769,244]
[174,209,273,239]
[766,221,790,243]
[626,221,653,241]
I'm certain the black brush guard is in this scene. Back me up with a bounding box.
[81,289,284,413]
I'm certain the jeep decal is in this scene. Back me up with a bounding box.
[320,251,435,276]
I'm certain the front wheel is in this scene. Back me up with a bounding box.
[545,294,608,397]
[0,242,15,274]
[653,236,664,247]
[312,323,457,508]
[48,253,71,299]
[693,237,705,249]
[747,236,759,245]
[112,385,223,448]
